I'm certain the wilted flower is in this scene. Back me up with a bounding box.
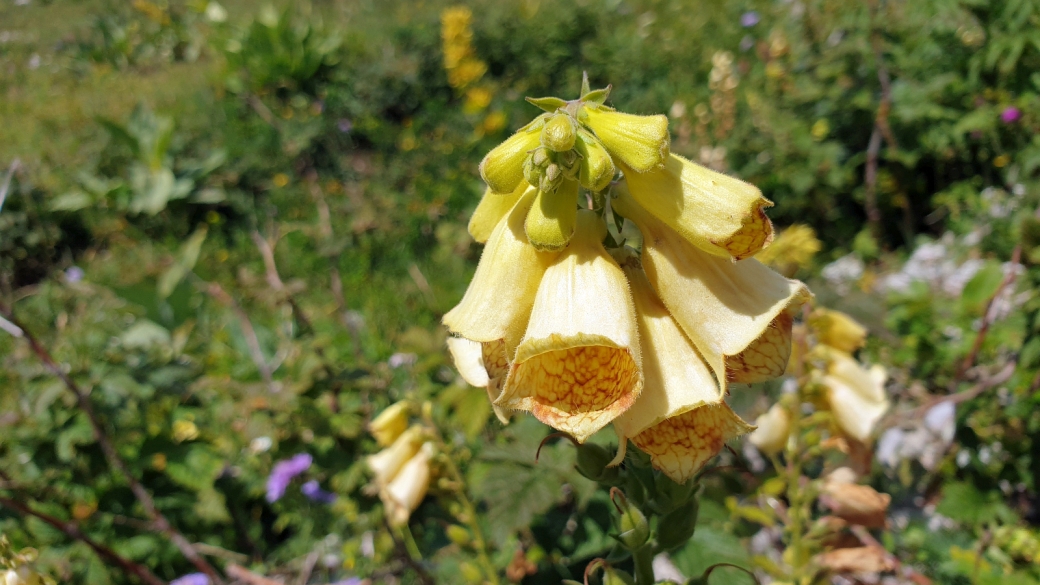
[1001,106,1022,124]
[445,77,810,482]
[266,453,313,502]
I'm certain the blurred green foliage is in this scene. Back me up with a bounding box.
[2,0,1040,583]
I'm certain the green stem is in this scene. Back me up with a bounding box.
[426,416,501,585]
[399,524,423,562]
[632,544,655,585]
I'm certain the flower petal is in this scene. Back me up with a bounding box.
[726,309,795,384]
[444,187,559,347]
[631,402,753,484]
[613,252,719,443]
[614,187,810,392]
[748,403,790,455]
[499,211,642,442]
[525,180,579,251]
[619,155,774,260]
[479,123,544,194]
[445,336,511,424]
[468,182,527,244]
[582,106,670,173]
[367,426,424,488]
[382,442,434,526]
[823,355,889,442]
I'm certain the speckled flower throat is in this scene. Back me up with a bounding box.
[445,76,811,484]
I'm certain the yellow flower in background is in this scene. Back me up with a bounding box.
[365,416,437,527]
[755,224,822,276]
[441,6,487,90]
[810,308,867,355]
[818,348,889,442]
[444,78,810,482]
[748,403,791,455]
[381,442,435,527]
[368,401,410,447]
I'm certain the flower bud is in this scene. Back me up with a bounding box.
[810,308,867,355]
[383,442,435,526]
[541,113,577,152]
[525,180,579,251]
[575,130,615,191]
[610,488,649,550]
[480,121,544,194]
[446,524,471,546]
[581,105,669,172]
[369,401,410,447]
[748,403,791,455]
[366,426,424,487]
[575,442,619,483]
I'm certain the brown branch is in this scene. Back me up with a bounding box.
[951,245,1022,386]
[0,303,226,585]
[890,360,1017,425]
[250,229,314,334]
[202,282,278,392]
[863,2,897,243]
[0,495,166,585]
[863,127,884,241]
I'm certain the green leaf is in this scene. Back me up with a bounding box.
[960,261,1004,312]
[49,191,93,211]
[158,226,208,298]
[936,482,1015,526]
[669,527,754,585]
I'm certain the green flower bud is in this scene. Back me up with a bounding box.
[525,180,578,251]
[541,113,577,152]
[575,442,619,483]
[575,130,616,192]
[480,121,545,194]
[610,488,650,550]
[446,524,471,546]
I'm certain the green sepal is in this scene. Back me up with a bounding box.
[581,85,612,106]
[525,179,579,251]
[655,499,699,552]
[526,96,568,112]
[610,487,650,551]
[576,442,620,483]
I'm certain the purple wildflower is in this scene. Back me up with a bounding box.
[740,11,760,27]
[170,574,209,585]
[266,453,313,502]
[65,266,84,283]
[337,118,353,133]
[1001,106,1022,124]
[301,479,337,504]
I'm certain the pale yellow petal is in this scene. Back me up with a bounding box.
[619,155,774,260]
[467,182,527,244]
[810,308,868,355]
[613,253,719,443]
[367,426,424,487]
[525,180,579,251]
[614,187,810,393]
[482,339,512,423]
[631,402,753,484]
[369,401,410,447]
[748,403,790,455]
[726,309,794,384]
[582,106,670,173]
[382,442,434,526]
[443,187,559,346]
[446,336,489,387]
[499,211,642,442]
[823,353,889,442]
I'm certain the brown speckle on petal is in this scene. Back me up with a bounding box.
[717,202,775,260]
[632,403,753,484]
[726,310,794,384]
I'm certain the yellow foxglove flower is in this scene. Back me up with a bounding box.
[748,403,791,455]
[498,210,642,442]
[369,401,410,447]
[575,129,616,192]
[443,187,560,350]
[755,224,821,275]
[613,186,810,392]
[382,442,435,527]
[821,350,888,442]
[811,308,867,355]
[479,120,545,194]
[445,336,511,424]
[619,154,774,260]
[467,181,527,244]
[525,179,579,251]
[611,255,747,482]
[581,105,670,173]
[366,426,424,488]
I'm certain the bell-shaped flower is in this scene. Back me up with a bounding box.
[748,403,791,455]
[581,104,670,173]
[443,187,560,352]
[497,210,642,442]
[366,426,424,488]
[810,308,867,355]
[611,253,750,483]
[613,186,810,393]
[819,349,889,442]
[619,154,774,260]
[382,442,436,527]
[445,336,511,424]
[467,182,527,244]
[369,401,410,447]
[479,118,546,194]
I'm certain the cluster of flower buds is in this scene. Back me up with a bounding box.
[365,402,436,526]
[446,76,810,483]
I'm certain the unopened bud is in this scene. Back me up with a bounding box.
[541,113,577,152]
[610,488,649,550]
[480,121,545,194]
[575,442,619,483]
[524,180,579,252]
[446,524,471,546]
[369,401,410,447]
[575,130,616,191]
[581,105,669,173]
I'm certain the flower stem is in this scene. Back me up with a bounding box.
[632,544,655,585]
